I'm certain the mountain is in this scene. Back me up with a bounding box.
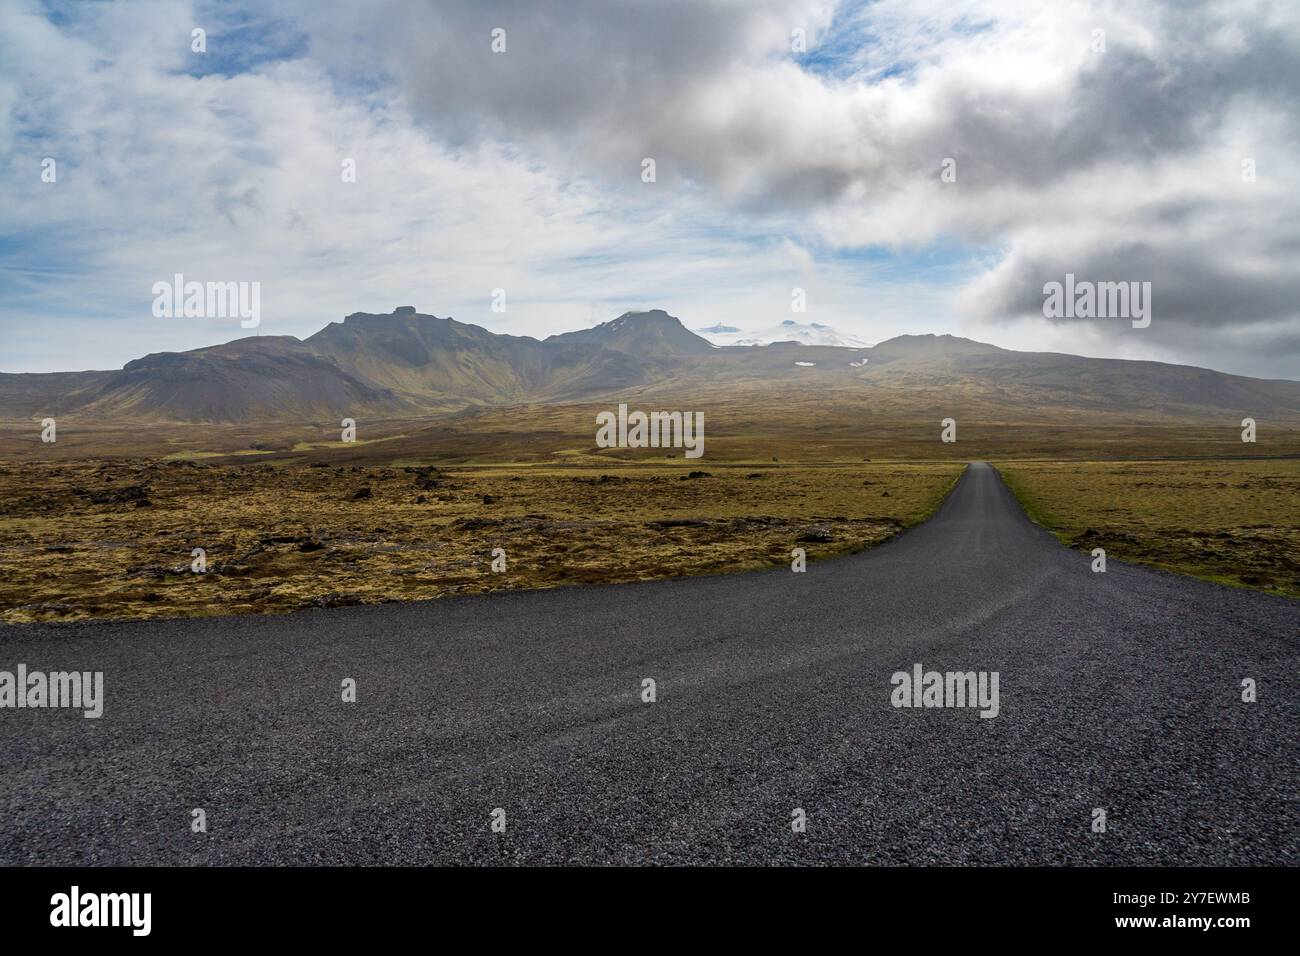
[868,333,1001,359]
[109,336,409,422]
[0,309,652,423]
[546,309,717,360]
[697,319,872,349]
[2,308,1298,425]
[0,336,409,423]
[306,309,649,406]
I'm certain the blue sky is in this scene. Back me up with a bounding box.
[1,0,1297,377]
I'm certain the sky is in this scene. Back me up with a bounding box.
[1,0,1297,378]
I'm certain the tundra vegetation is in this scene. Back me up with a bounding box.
[997,459,1300,598]
[0,451,961,623]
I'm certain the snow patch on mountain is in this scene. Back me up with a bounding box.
[694,320,872,349]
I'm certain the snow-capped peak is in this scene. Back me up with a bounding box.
[693,320,872,349]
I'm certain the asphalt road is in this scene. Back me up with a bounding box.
[1,462,1295,865]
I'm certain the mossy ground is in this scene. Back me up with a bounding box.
[997,459,1300,598]
[0,458,962,623]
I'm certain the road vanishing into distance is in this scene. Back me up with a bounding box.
[1,462,1296,865]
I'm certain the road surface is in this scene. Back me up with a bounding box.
[1,462,1296,864]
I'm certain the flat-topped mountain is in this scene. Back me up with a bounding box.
[2,308,1298,424]
[545,309,718,360]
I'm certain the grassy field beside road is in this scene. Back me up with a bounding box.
[0,458,962,623]
[996,459,1300,598]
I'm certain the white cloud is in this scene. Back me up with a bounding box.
[0,0,1297,377]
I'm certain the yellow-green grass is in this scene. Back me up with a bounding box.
[0,458,962,623]
[290,434,409,451]
[162,448,279,460]
[6,404,1300,466]
[996,459,1300,598]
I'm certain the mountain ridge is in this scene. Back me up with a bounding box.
[2,307,1298,424]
